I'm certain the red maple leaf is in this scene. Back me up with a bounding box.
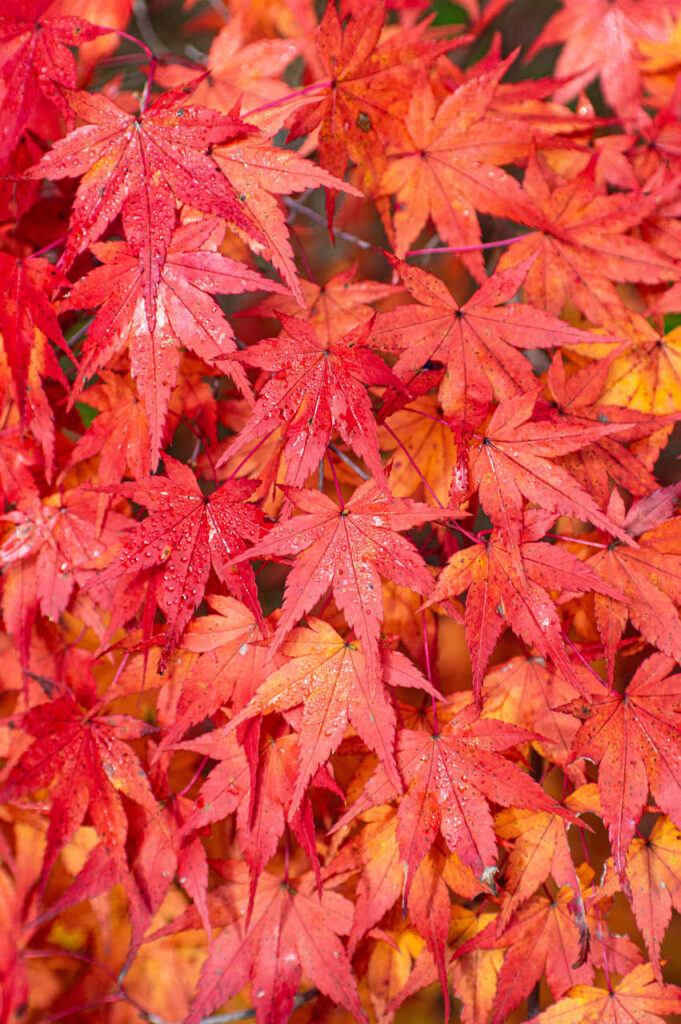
[93,456,265,669]
[63,218,281,462]
[0,0,110,160]
[564,653,681,873]
[26,86,265,312]
[230,478,448,682]
[152,861,367,1024]
[218,315,403,486]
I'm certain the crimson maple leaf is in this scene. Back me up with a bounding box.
[229,478,448,683]
[63,218,281,463]
[218,315,403,486]
[176,726,337,899]
[93,456,265,669]
[26,86,265,314]
[563,653,681,873]
[0,686,159,887]
[0,1,110,160]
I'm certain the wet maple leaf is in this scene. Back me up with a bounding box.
[0,0,110,160]
[469,391,634,552]
[625,815,681,980]
[335,705,563,888]
[218,315,402,487]
[226,618,441,812]
[379,70,540,277]
[63,218,279,463]
[153,861,367,1024]
[586,487,681,683]
[457,888,593,1024]
[564,653,681,873]
[0,253,70,420]
[0,485,128,663]
[496,153,679,330]
[229,477,448,683]
[26,86,264,315]
[373,259,604,430]
[426,521,623,704]
[93,456,265,669]
[522,963,681,1024]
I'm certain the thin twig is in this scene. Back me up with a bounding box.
[146,990,319,1024]
[328,443,370,480]
[283,197,373,250]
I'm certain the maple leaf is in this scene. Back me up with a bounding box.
[156,14,298,116]
[425,519,624,703]
[625,815,681,980]
[93,456,265,669]
[468,391,634,552]
[63,218,280,462]
[544,352,677,507]
[521,963,681,1024]
[380,396,459,506]
[0,252,70,420]
[526,0,681,120]
[496,153,679,330]
[456,888,593,1024]
[218,315,403,487]
[373,259,604,430]
[379,69,541,277]
[564,653,681,873]
[586,487,681,683]
[0,1,111,160]
[0,687,159,887]
[153,861,367,1024]
[0,485,128,664]
[226,618,442,813]
[25,86,265,315]
[229,477,448,683]
[285,1,441,201]
[157,594,265,751]
[335,705,563,888]
[482,655,583,774]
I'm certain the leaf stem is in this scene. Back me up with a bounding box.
[406,233,530,257]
